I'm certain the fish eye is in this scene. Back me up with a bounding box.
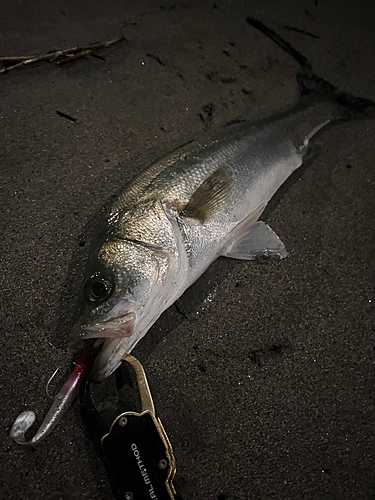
[84,275,114,303]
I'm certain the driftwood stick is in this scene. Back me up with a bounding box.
[0,36,125,74]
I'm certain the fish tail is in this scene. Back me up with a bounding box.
[246,16,375,120]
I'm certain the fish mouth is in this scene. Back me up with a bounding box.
[69,304,137,382]
[69,311,136,344]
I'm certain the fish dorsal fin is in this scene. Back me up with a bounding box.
[181,167,233,222]
[223,220,287,260]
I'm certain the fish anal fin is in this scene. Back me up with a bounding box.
[223,220,288,260]
[181,167,233,222]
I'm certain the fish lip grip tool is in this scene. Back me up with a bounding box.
[79,354,177,500]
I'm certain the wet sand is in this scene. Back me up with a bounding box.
[1,1,374,499]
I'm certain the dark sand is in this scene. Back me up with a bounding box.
[1,1,374,499]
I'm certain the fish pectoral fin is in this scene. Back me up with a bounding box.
[180,166,232,222]
[223,221,288,260]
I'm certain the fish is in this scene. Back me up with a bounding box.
[69,17,375,382]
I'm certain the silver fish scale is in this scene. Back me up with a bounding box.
[111,98,337,233]
[115,199,179,253]
[100,239,170,291]
[102,99,339,289]
[103,120,302,286]
[131,122,298,277]
[137,123,293,215]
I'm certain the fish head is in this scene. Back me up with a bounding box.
[69,199,184,382]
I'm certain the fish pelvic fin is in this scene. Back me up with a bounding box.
[246,17,375,121]
[223,221,287,260]
[180,166,233,222]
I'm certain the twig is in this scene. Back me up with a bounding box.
[56,110,76,122]
[283,25,319,39]
[0,36,125,74]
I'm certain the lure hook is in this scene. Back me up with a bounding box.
[45,367,60,400]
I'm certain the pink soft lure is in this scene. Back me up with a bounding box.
[10,350,94,445]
